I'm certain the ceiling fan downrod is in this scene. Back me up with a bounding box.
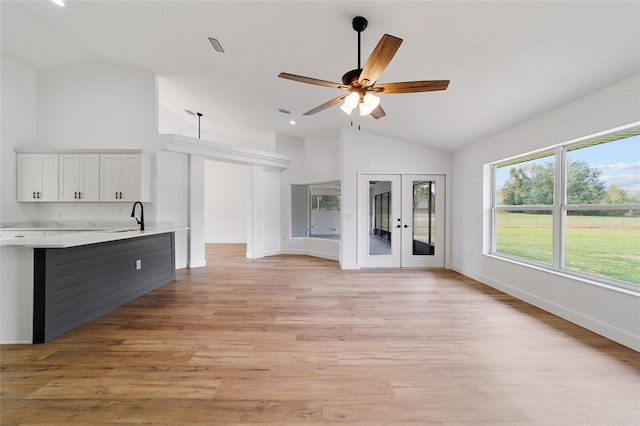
[353,16,368,69]
[342,16,368,86]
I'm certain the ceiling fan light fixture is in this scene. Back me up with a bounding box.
[340,103,355,115]
[359,102,372,116]
[364,93,380,110]
[344,92,359,109]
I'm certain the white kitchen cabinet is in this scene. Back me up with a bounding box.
[100,153,151,202]
[59,154,100,202]
[16,154,59,202]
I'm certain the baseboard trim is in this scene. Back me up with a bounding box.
[450,262,640,352]
[279,249,339,261]
[187,259,207,268]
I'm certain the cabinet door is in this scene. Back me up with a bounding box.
[38,154,59,201]
[59,154,81,201]
[16,154,58,202]
[119,154,141,201]
[100,154,121,201]
[78,154,100,201]
[16,154,39,201]
[60,154,100,202]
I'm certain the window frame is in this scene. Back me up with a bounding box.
[488,123,640,292]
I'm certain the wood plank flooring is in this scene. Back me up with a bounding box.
[1,243,639,425]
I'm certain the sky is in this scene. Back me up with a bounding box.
[568,134,640,191]
[495,134,640,193]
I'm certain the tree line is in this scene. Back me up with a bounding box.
[498,160,639,216]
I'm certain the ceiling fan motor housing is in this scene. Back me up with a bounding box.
[342,68,363,86]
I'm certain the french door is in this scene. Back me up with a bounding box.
[358,174,445,268]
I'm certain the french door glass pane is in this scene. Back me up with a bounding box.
[413,181,435,255]
[370,181,392,256]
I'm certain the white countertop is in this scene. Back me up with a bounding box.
[0,221,139,231]
[0,227,188,248]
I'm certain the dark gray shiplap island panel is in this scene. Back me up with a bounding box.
[33,232,175,343]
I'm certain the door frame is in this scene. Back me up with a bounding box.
[357,173,446,268]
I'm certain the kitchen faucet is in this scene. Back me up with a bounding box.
[130,201,144,231]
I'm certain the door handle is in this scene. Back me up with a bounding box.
[33,191,36,199]
[75,192,78,199]
[78,191,82,199]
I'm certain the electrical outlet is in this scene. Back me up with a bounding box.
[135,259,142,270]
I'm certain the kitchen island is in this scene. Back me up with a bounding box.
[1,227,184,343]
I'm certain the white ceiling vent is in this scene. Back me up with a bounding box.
[207,36,226,54]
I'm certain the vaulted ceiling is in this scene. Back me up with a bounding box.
[2,1,639,151]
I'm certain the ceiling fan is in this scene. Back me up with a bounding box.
[278,16,450,120]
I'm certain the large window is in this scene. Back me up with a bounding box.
[490,125,640,289]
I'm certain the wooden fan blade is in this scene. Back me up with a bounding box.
[370,104,386,120]
[358,34,403,87]
[372,80,450,94]
[303,94,348,116]
[278,72,347,89]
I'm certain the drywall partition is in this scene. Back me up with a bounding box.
[450,73,640,350]
[340,128,452,269]
[155,151,189,269]
[277,134,341,260]
[1,56,38,223]
[165,134,290,261]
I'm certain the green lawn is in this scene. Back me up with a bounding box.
[496,212,639,285]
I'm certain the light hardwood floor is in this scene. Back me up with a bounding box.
[1,244,638,425]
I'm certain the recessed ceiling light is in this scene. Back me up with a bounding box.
[289,120,296,125]
[51,0,65,6]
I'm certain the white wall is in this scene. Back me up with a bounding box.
[450,73,640,350]
[204,160,249,243]
[0,56,38,223]
[277,134,341,260]
[1,57,191,267]
[158,76,276,152]
[37,59,159,150]
[340,128,452,269]
[2,59,161,225]
[155,151,189,269]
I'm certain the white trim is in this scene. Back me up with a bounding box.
[187,259,206,268]
[163,134,291,170]
[280,248,339,261]
[451,261,640,352]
